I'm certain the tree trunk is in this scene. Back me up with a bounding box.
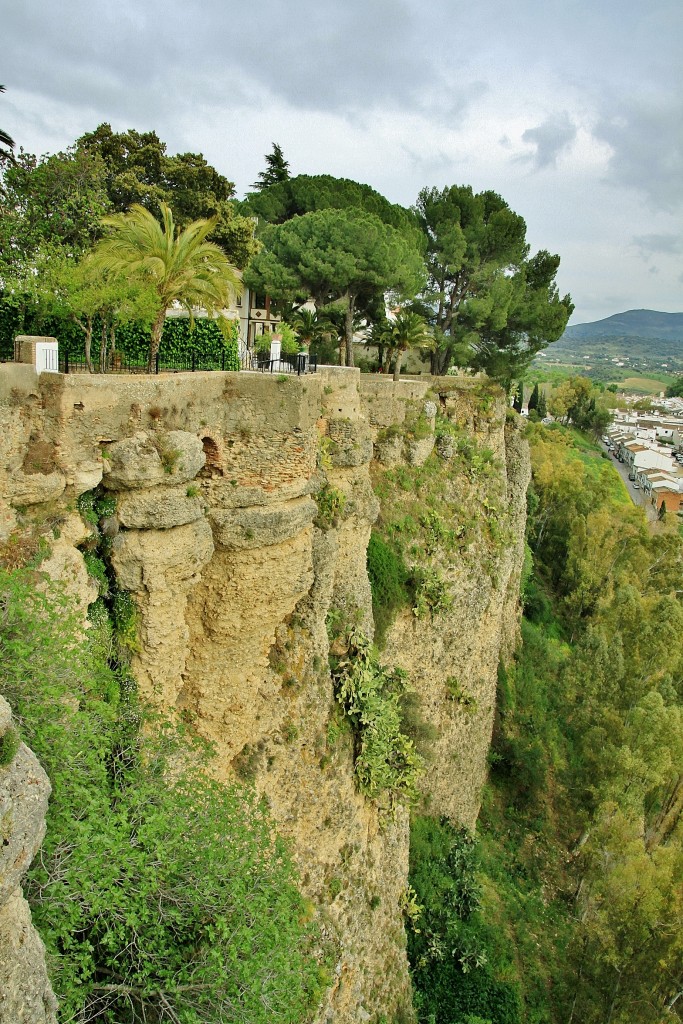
[344,296,355,368]
[393,347,404,382]
[646,774,683,851]
[99,319,107,374]
[75,315,94,373]
[148,307,166,374]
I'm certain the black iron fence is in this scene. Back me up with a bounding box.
[57,351,318,376]
[240,352,317,375]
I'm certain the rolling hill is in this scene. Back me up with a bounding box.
[544,309,683,373]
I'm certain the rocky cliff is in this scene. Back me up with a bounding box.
[0,696,57,1024]
[0,363,530,1023]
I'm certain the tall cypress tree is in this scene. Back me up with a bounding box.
[252,143,290,190]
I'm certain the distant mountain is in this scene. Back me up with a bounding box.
[547,309,683,372]
[564,309,683,342]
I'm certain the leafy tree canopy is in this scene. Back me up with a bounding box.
[244,206,425,365]
[548,375,612,436]
[240,173,423,249]
[0,146,111,274]
[0,84,15,158]
[77,124,258,267]
[414,185,572,382]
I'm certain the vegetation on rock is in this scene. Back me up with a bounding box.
[410,422,683,1024]
[0,566,325,1024]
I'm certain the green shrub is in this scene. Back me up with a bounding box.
[77,489,117,528]
[408,816,522,1024]
[367,532,412,645]
[315,484,346,529]
[331,631,423,805]
[83,552,110,597]
[0,569,324,1024]
[445,676,478,713]
[111,590,140,657]
[411,565,453,619]
[0,724,20,766]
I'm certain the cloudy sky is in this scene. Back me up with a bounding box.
[2,0,682,324]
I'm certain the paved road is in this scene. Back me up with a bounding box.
[600,442,657,521]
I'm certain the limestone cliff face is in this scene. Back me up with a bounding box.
[0,363,530,1024]
[0,697,57,1024]
[360,378,530,827]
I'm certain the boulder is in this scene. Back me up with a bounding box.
[211,496,317,550]
[117,484,206,530]
[110,518,214,592]
[10,471,66,507]
[103,431,205,491]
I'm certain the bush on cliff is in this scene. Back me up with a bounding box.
[0,568,324,1024]
[331,630,424,805]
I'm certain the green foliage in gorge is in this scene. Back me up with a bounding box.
[0,568,324,1024]
[547,376,613,437]
[366,532,412,645]
[408,817,523,1024]
[471,421,683,1024]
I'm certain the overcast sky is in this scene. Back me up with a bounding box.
[2,0,682,324]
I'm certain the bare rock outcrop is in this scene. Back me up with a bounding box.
[0,696,57,1024]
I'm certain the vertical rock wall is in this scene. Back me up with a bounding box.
[0,365,530,1024]
[0,697,57,1024]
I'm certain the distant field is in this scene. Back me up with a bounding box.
[617,375,671,394]
[532,360,676,393]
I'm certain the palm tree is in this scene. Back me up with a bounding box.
[91,203,241,372]
[381,310,433,381]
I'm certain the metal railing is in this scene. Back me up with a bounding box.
[58,350,317,376]
[240,352,317,375]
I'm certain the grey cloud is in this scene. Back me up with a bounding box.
[596,93,683,210]
[632,233,683,257]
[521,112,577,168]
[3,0,485,131]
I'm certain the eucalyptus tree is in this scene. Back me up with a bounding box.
[91,203,240,372]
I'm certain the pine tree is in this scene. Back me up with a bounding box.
[252,143,290,190]
[528,382,540,411]
[537,390,548,418]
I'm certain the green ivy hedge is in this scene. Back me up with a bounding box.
[0,297,239,370]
